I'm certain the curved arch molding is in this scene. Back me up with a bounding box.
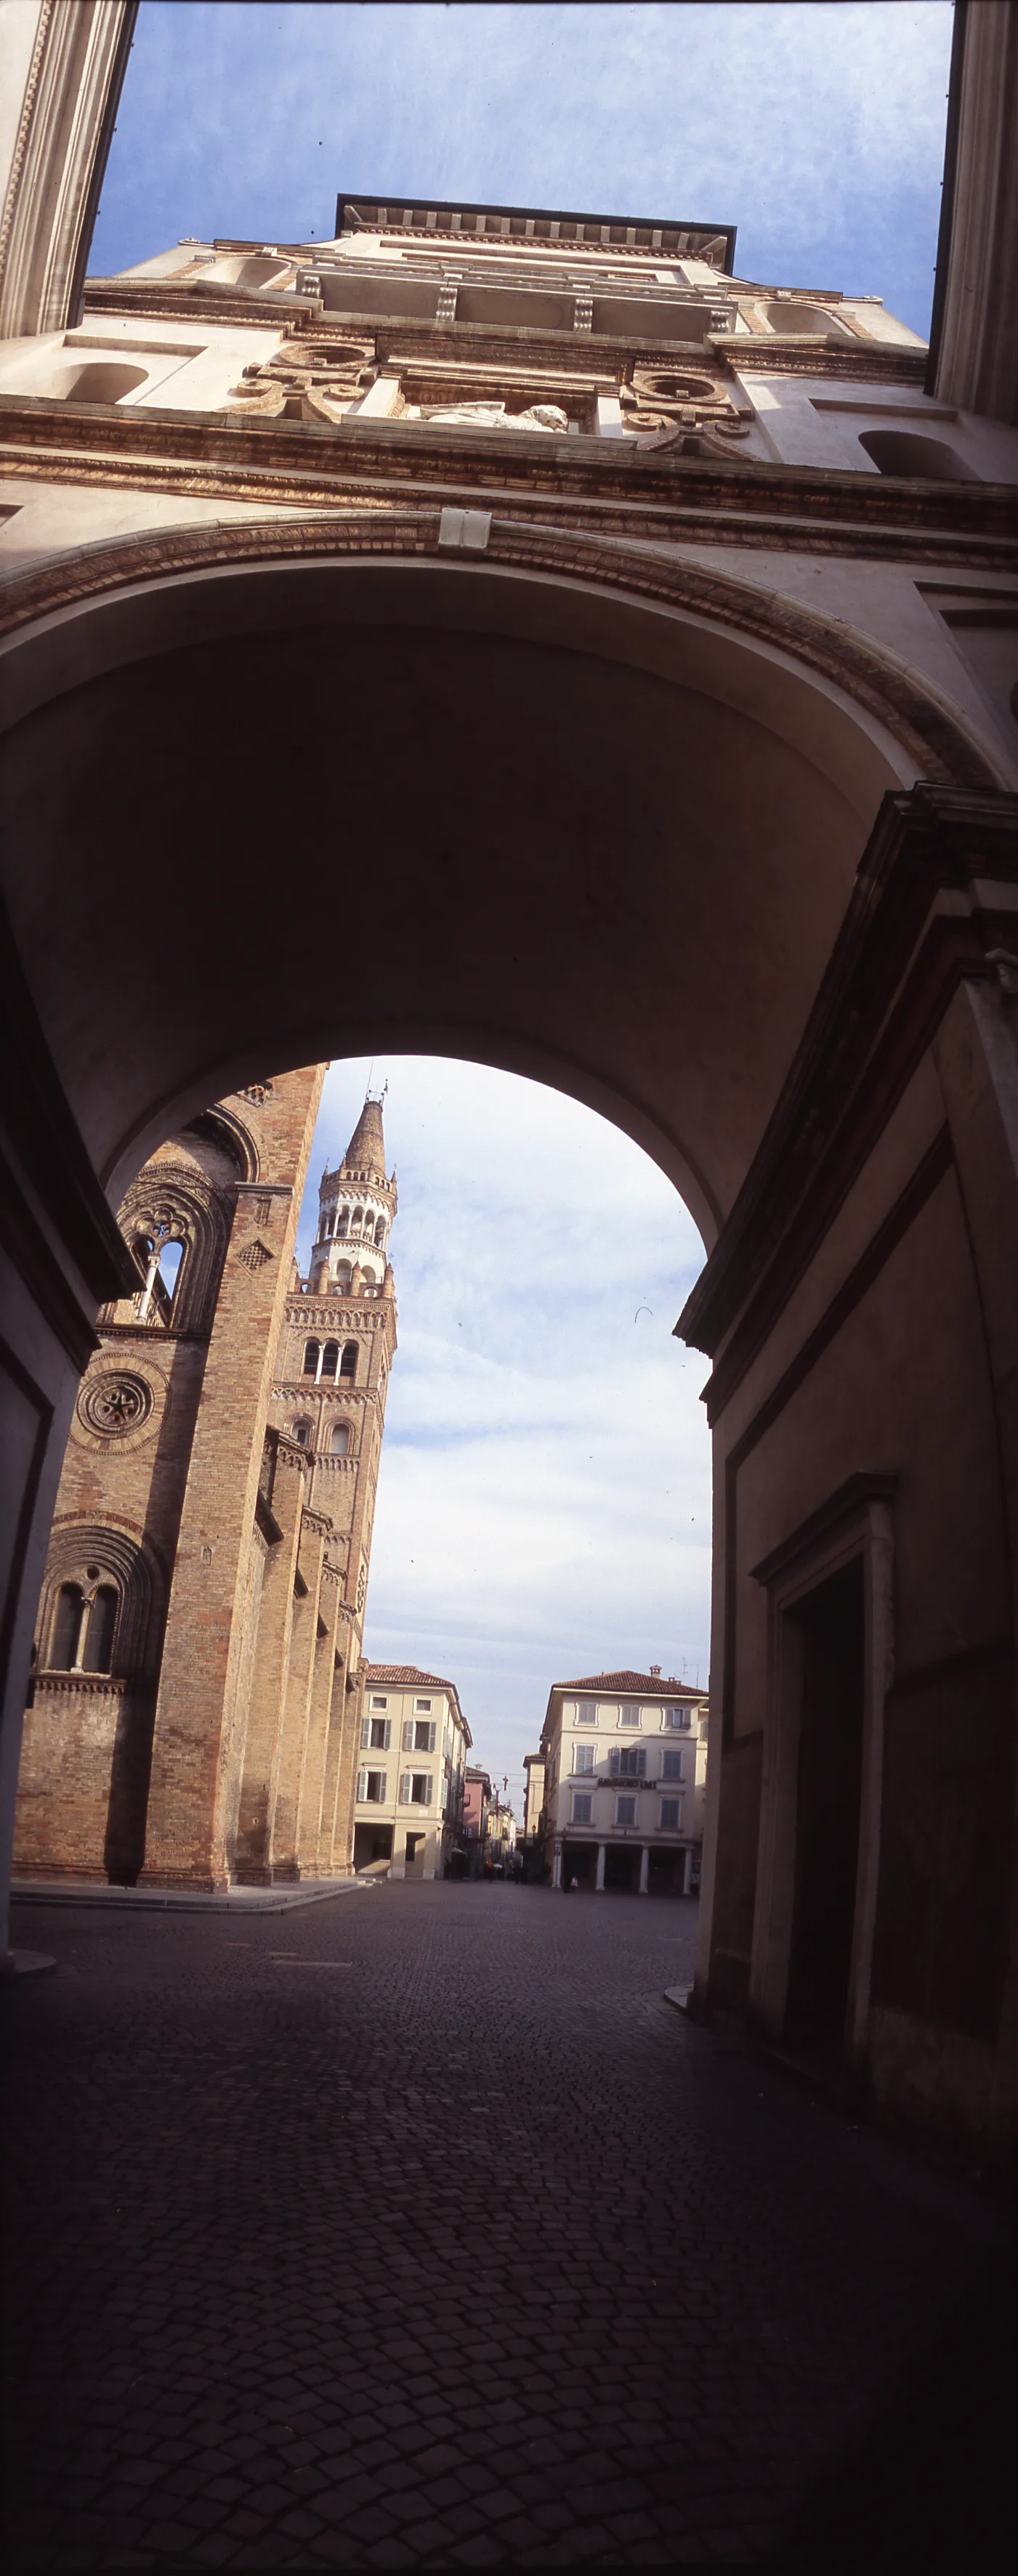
[0,509,1003,792]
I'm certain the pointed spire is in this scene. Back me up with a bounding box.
[339,1091,388,1188]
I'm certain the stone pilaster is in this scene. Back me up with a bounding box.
[140,1066,324,1886]
[231,1438,307,1885]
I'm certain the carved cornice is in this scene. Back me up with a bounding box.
[0,508,1000,789]
[1,392,1014,561]
[679,784,1018,1410]
[285,1304,386,1330]
[715,338,927,383]
[35,1671,128,1696]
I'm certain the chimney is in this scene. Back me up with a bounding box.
[650,1664,661,1679]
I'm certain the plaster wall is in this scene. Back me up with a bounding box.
[734,369,1018,482]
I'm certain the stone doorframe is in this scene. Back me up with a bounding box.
[746,1473,897,2069]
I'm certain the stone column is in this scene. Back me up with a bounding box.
[595,1842,607,1891]
[682,1846,694,1896]
[639,1844,650,1896]
[552,1840,562,1889]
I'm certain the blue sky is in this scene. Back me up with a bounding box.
[89,2,956,1800]
[93,2,954,335]
[299,1063,710,1814]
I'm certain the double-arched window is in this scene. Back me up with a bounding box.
[322,1340,339,1379]
[340,1341,358,1380]
[37,1528,163,1697]
[49,1579,118,1673]
[303,1338,320,1377]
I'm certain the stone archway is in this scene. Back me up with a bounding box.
[1,523,1014,2152]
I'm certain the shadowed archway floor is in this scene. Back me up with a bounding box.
[1,1883,1012,2567]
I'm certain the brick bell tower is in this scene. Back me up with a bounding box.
[270,1086,398,1772]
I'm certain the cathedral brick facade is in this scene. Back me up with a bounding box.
[13,1076,397,1891]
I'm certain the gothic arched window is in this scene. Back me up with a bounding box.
[322,1340,339,1379]
[340,1342,358,1380]
[331,1422,350,1456]
[303,1339,320,1377]
[336,1211,349,1236]
[352,1207,363,1231]
[374,1217,386,1247]
[293,1419,312,1448]
[51,1582,84,1670]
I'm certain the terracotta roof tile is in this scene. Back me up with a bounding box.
[361,1662,459,1692]
[561,1669,700,1694]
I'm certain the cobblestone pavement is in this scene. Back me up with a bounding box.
[2,1883,1013,2569]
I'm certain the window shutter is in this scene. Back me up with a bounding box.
[400,1771,411,1804]
[609,1747,620,1777]
[402,1718,414,1752]
[424,1776,433,1806]
[637,1747,647,1778]
[427,1722,437,1752]
[383,1719,392,1750]
[357,1768,367,1803]
[360,1716,371,1750]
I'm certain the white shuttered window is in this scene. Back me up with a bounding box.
[400,1771,434,1805]
[361,1715,392,1750]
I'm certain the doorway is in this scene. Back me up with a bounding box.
[562,1840,597,1890]
[784,1558,865,2053]
[404,1832,426,1880]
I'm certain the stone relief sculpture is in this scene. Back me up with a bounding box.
[414,400,570,432]
[622,366,754,455]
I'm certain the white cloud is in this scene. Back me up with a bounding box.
[299,1058,711,1806]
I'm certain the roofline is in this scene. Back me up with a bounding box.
[336,191,736,273]
[358,1661,471,1743]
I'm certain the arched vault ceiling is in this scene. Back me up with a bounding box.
[0,532,992,1243]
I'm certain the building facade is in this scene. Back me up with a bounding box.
[540,1670,708,1896]
[2,108,1018,2154]
[462,1764,493,1867]
[13,1082,397,1890]
[522,1752,546,1849]
[352,1663,470,1880]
